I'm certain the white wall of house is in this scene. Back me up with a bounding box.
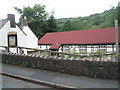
[39,44,116,54]
[0,21,10,47]
[22,26,38,49]
[39,45,50,50]
[0,19,38,54]
[0,21,26,53]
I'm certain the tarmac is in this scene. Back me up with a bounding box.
[2,64,119,89]
[2,75,49,88]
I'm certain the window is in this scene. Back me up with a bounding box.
[9,36,16,46]
[100,45,106,48]
[8,32,17,47]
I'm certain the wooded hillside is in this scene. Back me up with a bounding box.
[56,6,119,32]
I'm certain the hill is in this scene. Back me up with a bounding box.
[56,6,119,32]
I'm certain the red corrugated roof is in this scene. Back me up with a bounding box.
[38,27,120,45]
[49,43,61,49]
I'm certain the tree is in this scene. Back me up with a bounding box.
[56,6,119,31]
[117,6,120,26]
[14,4,57,39]
[47,12,57,32]
[62,20,73,31]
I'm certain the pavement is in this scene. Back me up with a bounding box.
[2,64,119,88]
[2,75,49,88]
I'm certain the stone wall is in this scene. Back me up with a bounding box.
[1,53,119,80]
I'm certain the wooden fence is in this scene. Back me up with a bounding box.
[0,46,118,62]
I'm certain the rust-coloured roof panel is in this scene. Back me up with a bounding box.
[38,27,120,45]
[49,43,61,49]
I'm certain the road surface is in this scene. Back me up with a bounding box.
[2,64,119,88]
[2,75,50,88]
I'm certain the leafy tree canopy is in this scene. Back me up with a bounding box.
[14,4,57,39]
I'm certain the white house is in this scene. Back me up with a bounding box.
[0,14,38,54]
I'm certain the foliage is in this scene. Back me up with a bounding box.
[15,5,119,38]
[39,51,48,56]
[56,6,119,32]
[115,54,120,60]
[47,14,57,32]
[89,50,101,55]
[62,20,74,31]
[70,46,76,54]
[14,4,57,39]
[60,54,68,58]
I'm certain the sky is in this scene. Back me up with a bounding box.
[0,0,119,22]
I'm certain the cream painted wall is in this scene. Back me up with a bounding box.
[40,45,50,50]
[22,26,38,49]
[0,20,38,54]
[0,21,10,46]
[39,45,116,54]
[0,21,10,51]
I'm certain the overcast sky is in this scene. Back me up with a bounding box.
[0,0,119,22]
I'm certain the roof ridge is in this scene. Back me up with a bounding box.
[0,18,8,21]
[0,19,8,29]
[46,27,116,34]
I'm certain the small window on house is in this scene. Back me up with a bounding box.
[107,45,112,48]
[80,45,86,48]
[100,45,106,48]
[8,32,17,47]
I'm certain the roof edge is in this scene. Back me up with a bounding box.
[45,27,117,34]
[0,19,8,29]
[38,43,116,45]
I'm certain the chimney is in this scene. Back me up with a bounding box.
[7,14,16,28]
[21,16,28,26]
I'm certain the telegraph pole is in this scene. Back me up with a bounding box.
[115,20,119,60]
